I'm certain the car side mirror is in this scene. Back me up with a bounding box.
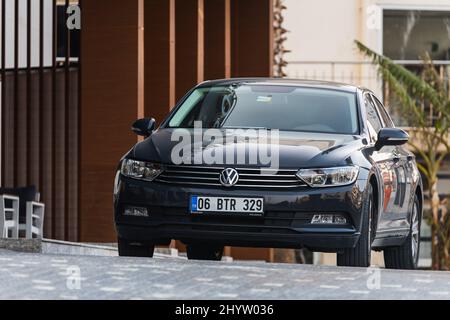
[375,128,409,151]
[132,118,156,138]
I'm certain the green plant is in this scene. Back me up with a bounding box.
[355,40,450,270]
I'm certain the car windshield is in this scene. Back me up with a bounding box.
[167,84,359,135]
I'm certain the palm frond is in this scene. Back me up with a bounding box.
[380,67,427,127]
[355,40,444,110]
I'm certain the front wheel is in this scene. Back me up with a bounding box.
[118,237,155,258]
[384,195,421,270]
[337,184,375,267]
[186,244,224,261]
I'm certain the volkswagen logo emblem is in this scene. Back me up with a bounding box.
[219,168,239,187]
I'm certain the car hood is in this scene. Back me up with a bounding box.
[131,128,365,168]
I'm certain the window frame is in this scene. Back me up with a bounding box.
[382,8,450,61]
[370,94,395,128]
[165,84,361,135]
[363,92,384,143]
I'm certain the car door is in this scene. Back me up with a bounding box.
[371,95,412,231]
[364,93,402,233]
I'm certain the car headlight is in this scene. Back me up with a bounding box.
[120,159,163,182]
[296,166,359,187]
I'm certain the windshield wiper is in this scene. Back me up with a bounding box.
[221,126,273,130]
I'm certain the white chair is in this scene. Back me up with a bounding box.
[19,201,45,239]
[0,195,20,238]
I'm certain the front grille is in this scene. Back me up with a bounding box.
[148,206,316,228]
[154,165,307,189]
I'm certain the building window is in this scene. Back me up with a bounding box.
[384,10,450,61]
[383,10,450,127]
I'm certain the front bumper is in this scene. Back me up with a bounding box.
[114,175,367,252]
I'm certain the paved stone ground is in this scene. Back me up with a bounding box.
[0,249,449,300]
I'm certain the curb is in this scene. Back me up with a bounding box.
[0,238,185,259]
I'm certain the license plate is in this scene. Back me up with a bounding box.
[190,196,264,216]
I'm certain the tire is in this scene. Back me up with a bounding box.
[186,244,224,261]
[384,195,421,270]
[118,237,155,258]
[337,183,375,267]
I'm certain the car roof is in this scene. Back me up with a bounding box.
[197,78,361,93]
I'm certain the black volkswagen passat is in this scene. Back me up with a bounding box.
[114,78,423,269]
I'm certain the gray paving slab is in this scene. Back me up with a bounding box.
[0,249,449,300]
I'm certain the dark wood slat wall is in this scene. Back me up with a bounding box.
[231,0,274,77]
[1,0,275,251]
[64,0,71,239]
[51,0,57,237]
[77,0,82,242]
[28,71,41,189]
[0,0,79,241]
[16,71,27,187]
[54,69,66,240]
[204,0,231,80]
[2,73,15,188]
[68,68,79,241]
[1,68,79,241]
[80,0,144,242]
[77,0,275,244]
[26,0,32,187]
[144,0,176,123]
[41,69,54,237]
[13,0,20,186]
[230,0,275,262]
[175,0,204,101]
[39,0,48,236]
[199,0,232,258]
[0,0,5,187]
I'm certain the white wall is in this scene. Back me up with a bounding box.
[285,0,450,62]
[284,0,450,93]
[284,0,450,266]
[284,0,375,91]
[284,0,360,62]
[0,0,54,69]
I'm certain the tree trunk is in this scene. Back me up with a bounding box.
[429,178,441,270]
[441,204,450,270]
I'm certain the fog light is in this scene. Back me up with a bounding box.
[311,214,347,225]
[124,206,149,217]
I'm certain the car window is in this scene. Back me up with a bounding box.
[364,94,383,144]
[371,95,394,128]
[168,85,359,135]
